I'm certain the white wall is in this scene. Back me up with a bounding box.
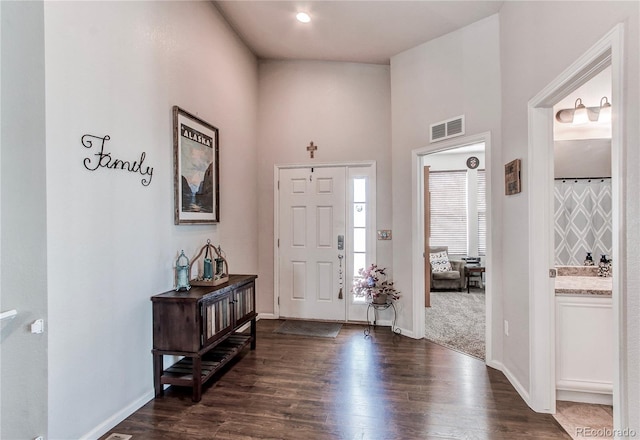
[390,15,502,341]
[44,2,258,438]
[499,0,639,425]
[554,139,611,178]
[425,150,485,172]
[256,60,392,316]
[1,1,48,438]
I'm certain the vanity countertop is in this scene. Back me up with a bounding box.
[555,275,612,297]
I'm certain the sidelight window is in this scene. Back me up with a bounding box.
[348,167,376,305]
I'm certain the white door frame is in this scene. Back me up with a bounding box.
[274,161,376,320]
[411,131,494,363]
[527,23,624,422]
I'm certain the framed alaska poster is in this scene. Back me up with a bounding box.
[173,106,220,224]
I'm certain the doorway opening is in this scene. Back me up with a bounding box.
[527,24,624,431]
[411,131,494,364]
[424,142,487,360]
[551,66,614,436]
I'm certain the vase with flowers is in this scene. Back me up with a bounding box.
[352,264,400,304]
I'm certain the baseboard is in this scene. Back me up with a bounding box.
[80,390,154,440]
[257,313,277,320]
[499,362,533,410]
[399,327,415,338]
[557,390,613,405]
[486,358,503,371]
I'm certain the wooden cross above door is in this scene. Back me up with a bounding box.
[306,141,318,158]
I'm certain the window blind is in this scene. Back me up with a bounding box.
[477,170,486,256]
[429,171,467,255]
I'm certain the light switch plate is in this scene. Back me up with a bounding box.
[377,230,392,240]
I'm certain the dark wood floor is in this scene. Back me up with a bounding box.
[102,320,571,439]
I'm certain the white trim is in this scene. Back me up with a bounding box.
[527,24,624,421]
[411,132,494,357]
[257,313,277,320]
[486,358,502,371]
[80,390,154,440]
[275,160,376,170]
[609,24,625,431]
[556,390,614,406]
[527,105,556,413]
[398,327,415,339]
[557,379,613,395]
[494,360,534,410]
[273,167,280,318]
[273,161,377,322]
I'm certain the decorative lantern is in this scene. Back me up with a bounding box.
[215,245,225,277]
[190,240,229,286]
[175,250,191,291]
[203,241,213,280]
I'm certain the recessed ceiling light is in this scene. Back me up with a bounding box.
[296,12,311,23]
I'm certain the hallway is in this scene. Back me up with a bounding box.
[104,320,570,439]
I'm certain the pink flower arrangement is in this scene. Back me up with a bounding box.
[352,264,401,302]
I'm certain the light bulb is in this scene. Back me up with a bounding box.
[296,12,311,23]
[598,96,612,123]
[572,98,588,125]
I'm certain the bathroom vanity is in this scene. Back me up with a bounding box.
[555,266,613,404]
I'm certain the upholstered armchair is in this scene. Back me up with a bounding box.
[429,246,465,291]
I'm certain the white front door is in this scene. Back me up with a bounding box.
[278,167,346,320]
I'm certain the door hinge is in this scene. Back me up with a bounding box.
[277,180,280,190]
[277,239,280,248]
[277,297,280,305]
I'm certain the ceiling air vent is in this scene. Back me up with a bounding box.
[430,115,465,143]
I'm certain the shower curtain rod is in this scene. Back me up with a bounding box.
[554,176,611,181]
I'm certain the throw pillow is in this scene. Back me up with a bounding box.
[430,250,452,272]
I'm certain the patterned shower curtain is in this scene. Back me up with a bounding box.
[554,178,612,266]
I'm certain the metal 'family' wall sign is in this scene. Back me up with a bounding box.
[81,134,154,186]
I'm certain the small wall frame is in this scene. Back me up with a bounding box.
[505,159,522,195]
[173,106,220,224]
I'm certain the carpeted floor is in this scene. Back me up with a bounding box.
[425,290,485,360]
[273,320,343,338]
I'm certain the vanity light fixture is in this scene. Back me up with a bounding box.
[555,96,612,124]
[572,98,589,125]
[598,96,612,123]
[296,12,311,23]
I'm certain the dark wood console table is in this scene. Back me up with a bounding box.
[151,274,257,402]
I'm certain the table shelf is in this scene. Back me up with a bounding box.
[161,334,252,384]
